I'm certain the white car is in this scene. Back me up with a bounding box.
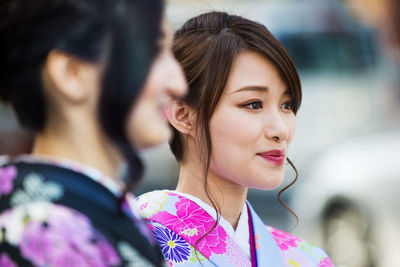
[292,129,400,267]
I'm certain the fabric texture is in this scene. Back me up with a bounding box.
[137,190,334,267]
[0,156,164,267]
[167,190,251,258]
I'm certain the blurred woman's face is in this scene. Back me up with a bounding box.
[127,22,187,149]
[208,51,296,189]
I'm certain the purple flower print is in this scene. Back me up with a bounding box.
[153,225,191,263]
[20,204,120,267]
[95,232,121,266]
[0,253,17,267]
[0,165,17,198]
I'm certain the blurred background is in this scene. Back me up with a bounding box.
[1,0,399,266]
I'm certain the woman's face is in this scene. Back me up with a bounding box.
[208,51,296,189]
[127,22,187,149]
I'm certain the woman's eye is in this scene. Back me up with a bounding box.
[281,101,294,110]
[244,101,263,110]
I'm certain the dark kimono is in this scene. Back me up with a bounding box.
[0,155,164,267]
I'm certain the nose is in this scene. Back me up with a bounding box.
[165,52,187,98]
[264,109,290,143]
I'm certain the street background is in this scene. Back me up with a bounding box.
[1,0,399,266]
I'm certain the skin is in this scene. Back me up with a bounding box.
[128,23,187,149]
[169,51,296,228]
[33,21,187,180]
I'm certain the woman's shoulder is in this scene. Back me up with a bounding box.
[1,160,162,266]
[0,158,122,210]
[137,189,205,220]
[0,192,157,266]
[1,155,124,196]
[137,189,170,199]
[136,189,176,217]
[0,161,66,209]
[0,201,122,266]
[265,225,333,266]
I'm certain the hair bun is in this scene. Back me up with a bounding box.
[0,81,10,103]
[0,39,10,102]
[0,45,11,102]
[0,1,13,102]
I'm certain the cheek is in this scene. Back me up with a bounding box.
[141,59,166,100]
[125,94,170,149]
[286,115,296,145]
[141,77,160,101]
[208,108,263,181]
[210,108,262,147]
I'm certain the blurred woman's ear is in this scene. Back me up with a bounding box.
[165,99,195,136]
[43,50,100,104]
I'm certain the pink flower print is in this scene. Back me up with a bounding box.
[94,233,121,265]
[0,165,17,198]
[318,257,334,267]
[20,222,54,265]
[194,223,227,258]
[0,253,17,267]
[255,234,261,250]
[226,238,251,267]
[20,205,120,267]
[150,197,227,258]
[140,202,149,210]
[269,227,301,251]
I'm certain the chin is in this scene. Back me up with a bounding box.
[247,167,285,189]
[252,183,282,191]
[133,125,171,150]
[249,175,285,190]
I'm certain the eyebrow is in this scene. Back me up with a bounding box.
[232,86,269,94]
[232,85,292,96]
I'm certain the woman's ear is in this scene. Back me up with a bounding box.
[43,50,100,103]
[165,99,195,136]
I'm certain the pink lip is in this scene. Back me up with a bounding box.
[258,149,286,166]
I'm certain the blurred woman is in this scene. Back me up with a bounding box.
[137,12,332,266]
[0,0,186,266]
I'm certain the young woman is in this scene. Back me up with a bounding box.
[0,0,186,266]
[137,12,333,266]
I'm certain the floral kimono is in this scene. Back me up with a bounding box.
[0,155,164,267]
[137,190,333,267]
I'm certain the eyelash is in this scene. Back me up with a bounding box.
[281,101,295,111]
[242,100,295,111]
[243,101,263,110]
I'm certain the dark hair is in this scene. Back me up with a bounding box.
[0,0,163,187]
[170,11,302,242]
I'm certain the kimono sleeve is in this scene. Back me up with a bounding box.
[266,225,334,266]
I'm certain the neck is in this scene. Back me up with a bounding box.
[176,159,248,230]
[32,117,123,180]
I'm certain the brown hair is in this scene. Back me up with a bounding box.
[170,11,302,243]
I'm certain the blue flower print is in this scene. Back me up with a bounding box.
[153,225,191,263]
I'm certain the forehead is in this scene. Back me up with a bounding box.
[224,51,287,95]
